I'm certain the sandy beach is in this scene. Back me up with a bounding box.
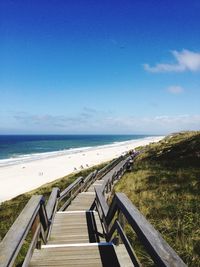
[0,136,164,202]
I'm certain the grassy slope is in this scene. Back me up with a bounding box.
[115,131,200,266]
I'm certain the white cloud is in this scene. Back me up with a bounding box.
[5,110,200,134]
[144,49,200,73]
[93,114,200,134]
[167,85,184,94]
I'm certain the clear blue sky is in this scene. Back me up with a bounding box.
[0,0,200,134]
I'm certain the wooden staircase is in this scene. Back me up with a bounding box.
[0,154,187,267]
[29,159,130,267]
[29,243,122,267]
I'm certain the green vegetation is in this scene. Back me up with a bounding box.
[1,131,200,266]
[0,162,107,267]
[115,131,200,266]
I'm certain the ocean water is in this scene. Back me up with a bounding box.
[0,134,151,166]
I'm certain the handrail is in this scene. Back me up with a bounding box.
[82,170,98,191]
[108,194,187,266]
[108,219,140,267]
[101,156,131,196]
[45,187,60,241]
[59,177,84,211]
[46,187,60,221]
[59,176,83,201]
[96,156,124,180]
[0,155,126,267]
[0,196,45,267]
[94,153,187,267]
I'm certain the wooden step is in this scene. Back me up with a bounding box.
[29,243,121,267]
[87,180,104,192]
[67,193,95,211]
[49,211,104,244]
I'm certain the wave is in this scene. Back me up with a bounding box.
[0,146,92,167]
[0,136,164,167]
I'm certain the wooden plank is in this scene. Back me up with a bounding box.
[109,220,140,267]
[99,158,129,196]
[49,212,89,244]
[46,188,59,220]
[30,264,103,266]
[59,177,83,201]
[82,170,98,191]
[96,156,123,180]
[22,224,41,267]
[30,259,103,266]
[95,188,109,218]
[29,243,120,267]
[0,195,43,267]
[114,244,135,267]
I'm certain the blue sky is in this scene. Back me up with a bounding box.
[0,0,200,134]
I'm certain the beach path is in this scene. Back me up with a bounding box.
[29,158,133,267]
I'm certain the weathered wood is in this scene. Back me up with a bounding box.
[22,224,41,267]
[100,157,130,196]
[108,220,141,267]
[95,188,109,219]
[59,177,83,201]
[96,156,123,180]
[114,244,135,267]
[59,187,88,211]
[39,203,49,233]
[29,243,120,267]
[46,187,60,221]
[82,170,97,191]
[63,192,95,211]
[46,200,58,241]
[0,195,43,267]
[106,193,187,267]
[49,212,90,244]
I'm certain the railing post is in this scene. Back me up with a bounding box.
[80,178,84,192]
[118,209,125,244]
[109,181,112,192]
[106,183,109,194]
[31,214,41,249]
[111,173,115,184]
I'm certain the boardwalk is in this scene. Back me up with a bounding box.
[0,155,187,267]
[29,158,132,267]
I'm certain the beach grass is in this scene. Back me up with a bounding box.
[114,131,200,266]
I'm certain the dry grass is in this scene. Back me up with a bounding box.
[115,131,200,266]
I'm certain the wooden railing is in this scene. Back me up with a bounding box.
[94,153,187,267]
[0,196,48,267]
[0,156,125,267]
[58,176,84,211]
[95,156,124,180]
[0,153,187,267]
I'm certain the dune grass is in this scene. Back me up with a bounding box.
[114,131,200,266]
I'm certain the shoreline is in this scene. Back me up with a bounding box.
[0,135,156,167]
[0,136,164,202]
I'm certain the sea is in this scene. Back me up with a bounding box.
[0,134,153,167]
